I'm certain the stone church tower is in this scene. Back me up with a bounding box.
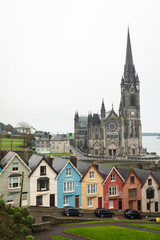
[74,29,142,156]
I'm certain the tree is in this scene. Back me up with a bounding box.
[17,122,35,149]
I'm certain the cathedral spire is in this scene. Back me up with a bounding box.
[101,99,106,118]
[125,28,134,66]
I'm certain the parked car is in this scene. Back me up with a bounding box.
[64,208,83,217]
[124,209,143,219]
[95,208,115,218]
[62,206,74,215]
[94,208,101,215]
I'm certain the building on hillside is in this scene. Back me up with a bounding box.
[0,151,31,206]
[35,134,70,154]
[74,29,143,157]
[29,156,57,207]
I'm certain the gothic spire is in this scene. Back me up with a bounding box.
[125,28,133,66]
[101,99,106,118]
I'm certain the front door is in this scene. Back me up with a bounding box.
[119,199,122,210]
[95,149,98,155]
[50,194,55,207]
[98,197,102,208]
[138,200,141,211]
[155,202,158,212]
[75,195,79,208]
[129,201,133,209]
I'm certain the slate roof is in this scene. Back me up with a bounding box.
[1,151,16,168]
[133,168,150,183]
[116,167,130,181]
[52,157,68,173]
[51,135,68,141]
[28,154,44,170]
[97,164,113,179]
[150,171,160,185]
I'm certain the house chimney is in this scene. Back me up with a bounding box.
[70,155,77,168]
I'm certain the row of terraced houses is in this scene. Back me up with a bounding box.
[0,151,160,213]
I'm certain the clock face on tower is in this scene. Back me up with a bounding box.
[107,120,118,132]
[130,111,135,116]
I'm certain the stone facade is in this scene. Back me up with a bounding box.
[74,29,142,157]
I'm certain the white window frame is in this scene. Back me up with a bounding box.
[12,163,18,171]
[87,198,93,207]
[66,168,71,177]
[63,181,75,193]
[8,177,21,189]
[7,194,13,202]
[89,171,94,179]
[22,193,28,201]
[63,196,69,206]
[111,174,115,182]
[109,200,114,209]
[87,184,97,194]
[109,186,118,196]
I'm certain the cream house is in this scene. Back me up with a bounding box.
[141,172,160,213]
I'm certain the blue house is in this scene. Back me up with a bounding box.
[52,157,82,208]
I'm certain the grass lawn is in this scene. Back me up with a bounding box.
[48,153,73,156]
[130,224,160,231]
[51,236,71,240]
[61,220,149,226]
[65,226,160,240]
[1,138,24,150]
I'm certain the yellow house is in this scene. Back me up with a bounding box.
[81,164,104,209]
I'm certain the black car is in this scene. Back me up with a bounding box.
[124,209,143,219]
[64,208,83,217]
[94,208,101,215]
[62,206,74,215]
[95,208,115,218]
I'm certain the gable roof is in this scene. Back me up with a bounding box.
[81,164,106,182]
[103,166,126,185]
[116,167,130,181]
[55,159,82,179]
[28,154,44,170]
[133,168,150,184]
[0,151,31,174]
[29,157,58,177]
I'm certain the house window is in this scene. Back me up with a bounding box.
[129,188,137,197]
[37,178,49,191]
[87,198,93,207]
[109,186,118,196]
[146,187,154,199]
[130,176,134,183]
[147,202,150,211]
[109,200,113,209]
[22,193,28,201]
[66,168,71,177]
[111,174,115,182]
[148,179,152,186]
[40,166,46,175]
[87,184,97,194]
[63,196,69,206]
[7,194,13,202]
[63,182,75,192]
[12,163,18,171]
[89,171,94,179]
[36,195,42,205]
[8,177,21,189]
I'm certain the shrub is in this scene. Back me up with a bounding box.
[14,212,22,224]
[0,199,5,209]
[21,217,26,225]
[26,215,35,227]
[20,226,30,235]
[8,207,15,215]
[26,235,35,240]
[13,206,21,213]
[21,206,30,218]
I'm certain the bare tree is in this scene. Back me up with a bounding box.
[17,122,35,149]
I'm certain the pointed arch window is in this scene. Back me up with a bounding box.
[130,95,136,106]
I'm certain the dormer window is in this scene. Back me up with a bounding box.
[111,174,115,182]
[130,176,134,183]
[89,171,94,179]
[40,166,46,175]
[148,179,152,186]
[66,168,71,177]
[12,163,18,171]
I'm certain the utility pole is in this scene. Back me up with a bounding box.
[19,171,24,207]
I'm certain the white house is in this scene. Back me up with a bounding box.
[29,157,57,207]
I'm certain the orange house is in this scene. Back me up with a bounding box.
[123,169,143,211]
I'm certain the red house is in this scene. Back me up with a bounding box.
[103,167,128,210]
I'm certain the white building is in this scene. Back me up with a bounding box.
[35,134,70,154]
[29,155,57,207]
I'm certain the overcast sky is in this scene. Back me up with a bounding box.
[0,0,160,134]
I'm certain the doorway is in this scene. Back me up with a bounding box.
[119,199,122,210]
[50,194,55,207]
[98,197,102,208]
[75,195,79,208]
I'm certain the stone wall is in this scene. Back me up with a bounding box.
[42,215,93,225]
[32,221,51,232]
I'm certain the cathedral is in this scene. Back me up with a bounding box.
[74,29,142,157]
